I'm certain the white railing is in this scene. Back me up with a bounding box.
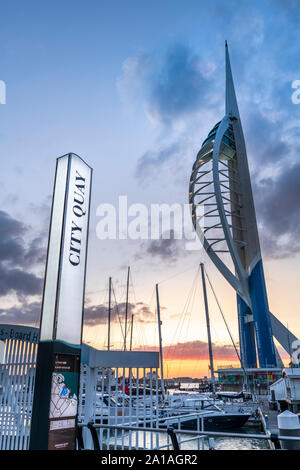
[77,420,300,451]
[0,339,37,450]
[0,333,162,450]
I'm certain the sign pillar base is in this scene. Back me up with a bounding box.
[29,341,81,450]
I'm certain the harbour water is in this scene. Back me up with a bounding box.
[165,389,267,449]
[203,425,268,450]
[102,423,267,450]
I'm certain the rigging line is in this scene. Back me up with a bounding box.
[126,269,147,350]
[117,281,127,306]
[147,286,156,310]
[204,267,242,367]
[166,265,201,370]
[165,284,193,364]
[87,283,109,347]
[169,265,200,355]
[111,281,125,342]
[187,276,201,377]
[157,263,201,286]
[129,268,137,305]
[179,268,199,349]
[187,275,205,379]
[147,294,157,349]
[175,268,199,379]
[126,269,137,342]
[130,270,146,349]
[98,288,109,348]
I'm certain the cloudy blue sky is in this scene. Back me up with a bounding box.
[0,0,299,376]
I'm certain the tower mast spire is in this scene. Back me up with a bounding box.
[189,43,278,369]
[225,41,240,119]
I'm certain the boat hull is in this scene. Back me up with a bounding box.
[164,413,250,431]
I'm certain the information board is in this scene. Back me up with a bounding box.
[48,354,80,450]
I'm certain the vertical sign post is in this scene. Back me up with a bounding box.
[29,153,92,450]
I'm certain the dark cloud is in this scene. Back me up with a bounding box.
[136,230,189,264]
[129,34,299,262]
[84,301,156,327]
[236,82,300,260]
[135,340,237,361]
[23,236,47,267]
[255,161,300,258]
[135,141,182,181]
[245,111,293,166]
[0,301,41,326]
[0,210,27,264]
[0,210,44,298]
[129,43,219,182]
[148,43,213,125]
[272,0,300,21]
[0,210,46,269]
[146,233,180,262]
[118,42,217,128]
[134,135,196,186]
[0,264,42,297]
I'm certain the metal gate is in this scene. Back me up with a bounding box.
[0,324,38,450]
[0,324,161,450]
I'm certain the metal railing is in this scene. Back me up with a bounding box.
[77,420,300,451]
[78,408,212,450]
[77,422,209,451]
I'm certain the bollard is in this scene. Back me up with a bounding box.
[278,410,300,450]
[208,437,215,450]
[167,427,180,451]
[87,422,100,450]
[76,426,85,450]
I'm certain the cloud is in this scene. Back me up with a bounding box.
[0,210,46,269]
[84,301,156,327]
[0,210,27,264]
[134,133,199,187]
[244,109,300,260]
[116,54,152,112]
[147,43,214,125]
[147,238,178,261]
[135,141,183,181]
[255,160,300,258]
[121,32,300,261]
[0,300,41,326]
[135,340,237,361]
[0,264,43,297]
[273,0,300,21]
[145,231,182,262]
[23,235,47,267]
[118,43,217,127]
[245,110,292,166]
[121,42,218,183]
[0,210,44,298]
[135,230,190,264]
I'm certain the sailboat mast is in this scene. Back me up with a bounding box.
[129,314,134,351]
[108,276,112,351]
[124,266,130,351]
[156,283,165,398]
[200,263,216,393]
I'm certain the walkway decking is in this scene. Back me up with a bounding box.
[258,396,280,449]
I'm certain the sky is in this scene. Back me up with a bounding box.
[0,0,299,378]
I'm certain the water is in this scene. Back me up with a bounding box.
[103,423,268,450]
[100,388,268,450]
[181,424,268,450]
[165,389,267,448]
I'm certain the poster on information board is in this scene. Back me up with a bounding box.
[48,354,80,450]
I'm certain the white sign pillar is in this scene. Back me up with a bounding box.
[30,153,92,450]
